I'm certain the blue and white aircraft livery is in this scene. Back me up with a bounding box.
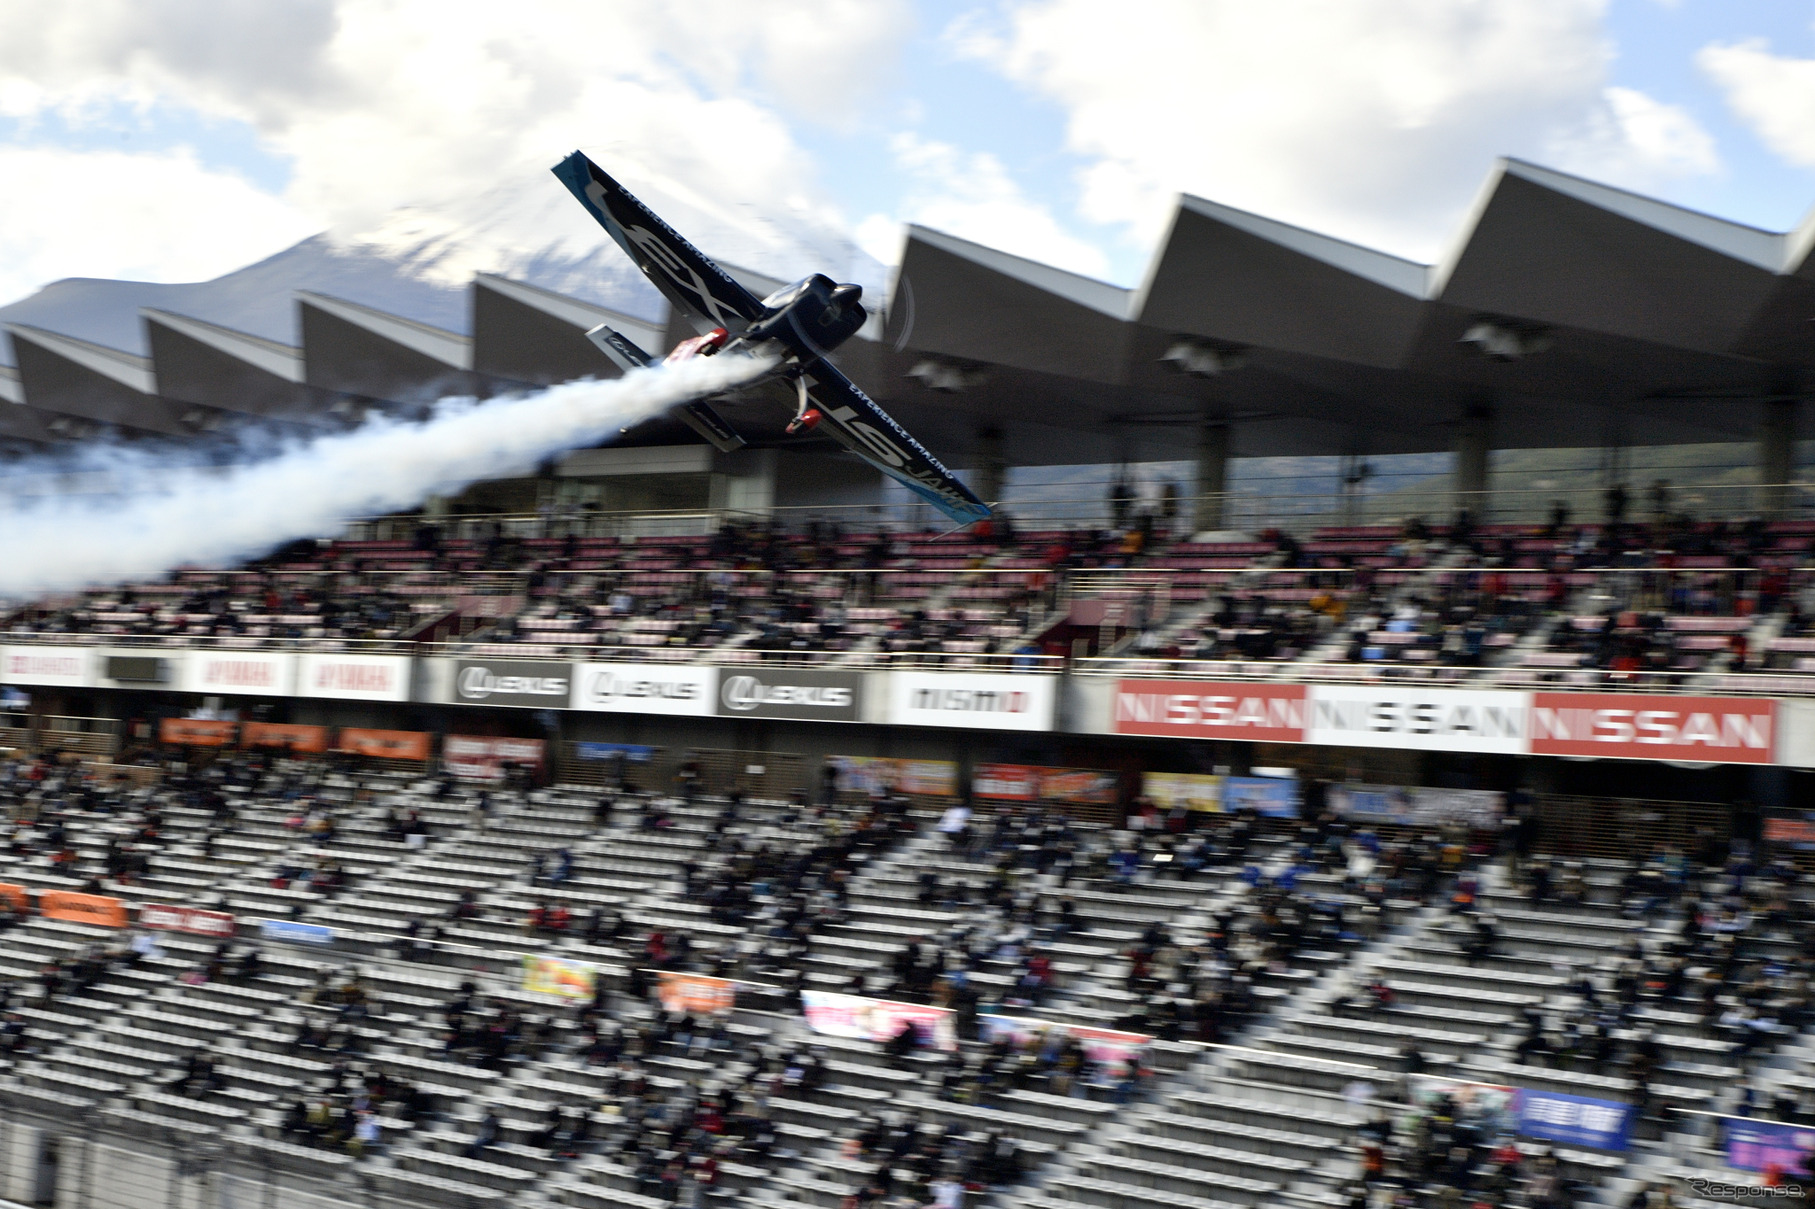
[552,151,991,527]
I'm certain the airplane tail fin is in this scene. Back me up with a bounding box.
[585,324,746,453]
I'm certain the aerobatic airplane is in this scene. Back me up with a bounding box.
[552,151,991,527]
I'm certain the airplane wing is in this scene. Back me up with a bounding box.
[553,151,764,335]
[584,324,746,453]
[800,365,991,526]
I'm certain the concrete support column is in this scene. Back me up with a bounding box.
[974,424,1007,506]
[1453,403,1492,521]
[1759,396,1797,519]
[1196,419,1230,532]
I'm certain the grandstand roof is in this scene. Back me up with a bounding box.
[1,156,1810,462]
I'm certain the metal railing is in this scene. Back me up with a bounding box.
[1072,654,1815,697]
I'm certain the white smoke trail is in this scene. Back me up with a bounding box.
[0,354,774,597]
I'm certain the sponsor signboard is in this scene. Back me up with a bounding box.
[1411,1075,1518,1141]
[453,659,572,709]
[1330,784,1506,828]
[0,646,91,688]
[886,671,1056,732]
[0,883,27,913]
[1222,775,1300,818]
[657,971,737,1016]
[1514,1089,1634,1152]
[829,757,959,798]
[240,723,329,754]
[1142,772,1224,811]
[570,662,716,716]
[715,668,862,722]
[980,1015,1151,1077]
[160,718,237,746]
[972,763,1041,801]
[576,742,656,763]
[335,728,432,761]
[1529,692,1775,764]
[296,653,412,702]
[40,891,127,928]
[183,652,292,696]
[800,990,958,1052]
[522,954,596,1001]
[1114,680,1307,742]
[1766,815,1815,850]
[1307,686,1531,754]
[973,764,1119,805]
[1724,1117,1815,1174]
[139,904,236,938]
[444,735,546,781]
[261,918,335,945]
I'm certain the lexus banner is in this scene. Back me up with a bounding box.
[715,669,862,722]
[452,659,572,709]
[1109,680,1776,765]
[570,662,716,716]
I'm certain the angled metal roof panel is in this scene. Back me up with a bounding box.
[141,309,304,384]
[906,225,1133,320]
[5,325,156,395]
[0,365,18,405]
[295,291,472,370]
[473,273,665,352]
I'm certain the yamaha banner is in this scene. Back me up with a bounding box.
[714,668,862,722]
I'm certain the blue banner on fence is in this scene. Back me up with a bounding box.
[1514,1089,1635,1152]
[576,743,655,763]
[1725,1118,1815,1174]
[261,919,335,946]
[1222,776,1299,819]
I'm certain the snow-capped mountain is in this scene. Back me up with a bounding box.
[0,163,889,365]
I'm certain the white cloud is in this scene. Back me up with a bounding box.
[859,132,1111,277]
[0,0,913,298]
[1698,38,1815,167]
[0,145,317,304]
[953,0,1722,260]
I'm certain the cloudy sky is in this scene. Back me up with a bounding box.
[2,0,1814,308]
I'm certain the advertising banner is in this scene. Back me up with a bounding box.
[972,763,1041,801]
[577,743,656,763]
[183,652,292,696]
[1529,693,1775,764]
[1766,815,1815,850]
[570,662,716,716]
[1410,1075,1518,1140]
[240,723,329,754]
[0,646,92,688]
[829,757,959,798]
[453,659,572,709]
[0,883,25,913]
[1330,784,1506,828]
[444,735,546,781]
[800,990,958,1052]
[657,971,737,1016]
[1724,1117,1815,1174]
[1513,1089,1635,1152]
[335,728,432,761]
[160,718,237,746]
[39,890,127,928]
[715,668,863,722]
[1039,768,1120,805]
[522,953,596,1001]
[1307,686,1531,754]
[1114,680,1307,742]
[886,672,1057,732]
[139,904,236,938]
[261,919,334,945]
[980,1014,1151,1077]
[1223,776,1300,818]
[1142,772,1224,812]
[296,653,412,702]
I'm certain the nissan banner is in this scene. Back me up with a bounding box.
[715,668,862,721]
[570,662,716,716]
[452,659,572,709]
